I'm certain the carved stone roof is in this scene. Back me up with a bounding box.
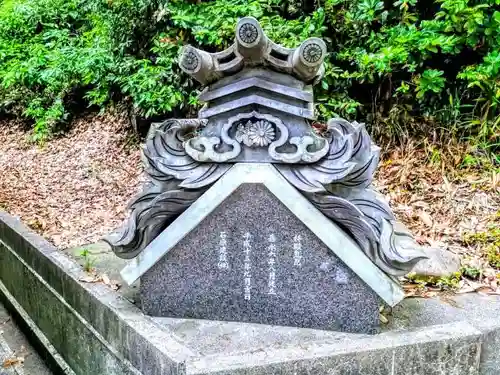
[119,163,405,308]
[179,17,327,85]
[105,17,427,285]
[196,69,315,122]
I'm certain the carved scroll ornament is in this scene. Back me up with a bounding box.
[106,117,426,275]
[275,119,427,275]
[184,111,329,163]
[103,119,230,258]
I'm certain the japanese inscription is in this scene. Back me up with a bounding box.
[267,233,277,295]
[293,234,303,267]
[243,232,252,300]
[218,231,229,269]
[213,231,312,299]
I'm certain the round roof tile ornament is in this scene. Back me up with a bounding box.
[181,49,200,72]
[236,17,263,48]
[239,23,258,44]
[180,46,202,73]
[179,18,327,84]
[298,38,327,67]
[179,45,216,84]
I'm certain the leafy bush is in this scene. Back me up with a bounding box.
[0,0,498,148]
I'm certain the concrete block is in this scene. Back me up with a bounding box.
[0,212,187,375]
[472,319,500,375]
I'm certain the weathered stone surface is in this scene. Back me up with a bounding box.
[124,163,404,307]
[475,319,500,375]
[106,18,427,280]
[0,248,141,375]
[179,18,327,85]
[141,183,380,334]
[0,325,24,375]
[389,293,500,375]
[410,247,461,277]
[69,241,137,301]
[183,322,481,375]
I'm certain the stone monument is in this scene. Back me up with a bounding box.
[104,17,426,334]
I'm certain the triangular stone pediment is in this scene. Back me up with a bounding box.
[121,163,404,308]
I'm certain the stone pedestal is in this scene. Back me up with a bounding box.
[106,17,425,336]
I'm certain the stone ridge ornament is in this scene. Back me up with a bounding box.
[104,17,427,332]
[180,50,199,72]
[235,120,275,147]
[238,22,259,45]
[302,42,324,63]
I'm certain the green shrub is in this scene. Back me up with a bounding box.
[0,0,498,148]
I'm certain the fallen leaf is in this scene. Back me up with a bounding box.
[79,275,98,283]
[2,356,24,368]
[419,211,433,227]
[379,313,389,324]
[422,290,438,298]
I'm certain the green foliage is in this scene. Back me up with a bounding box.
[415,70,446,99]
[435,272,462,289]
[406,271,462,290]
[487,245,500,269]
[79,248,95,273]
[460,265,481,279]
[0,0,499,148]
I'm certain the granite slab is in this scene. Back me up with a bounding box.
[122,163,404,308]
[140,183,380,334]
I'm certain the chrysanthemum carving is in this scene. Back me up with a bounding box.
[235,120,276,147]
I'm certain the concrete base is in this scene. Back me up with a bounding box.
[0,297,60,375]
[1,212,499,375]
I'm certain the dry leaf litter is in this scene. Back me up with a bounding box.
[1,344,28,369]
[0,114,143,249]
[375,140,499,295]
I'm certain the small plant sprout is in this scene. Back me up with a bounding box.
[80,248,95,273]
